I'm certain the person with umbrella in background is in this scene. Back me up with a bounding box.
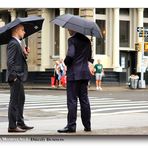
[51,14,102,133]
[0,16,44,133]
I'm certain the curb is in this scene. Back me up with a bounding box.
[0,83,147,91]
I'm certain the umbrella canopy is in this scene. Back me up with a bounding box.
[51,13,102,38]
[0,16,44,45]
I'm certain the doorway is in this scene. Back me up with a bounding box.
[120,51,137,82]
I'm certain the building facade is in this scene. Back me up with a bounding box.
[0,8,148,83]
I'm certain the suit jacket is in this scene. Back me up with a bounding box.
[64,33,92,81]
[6,37,28,82]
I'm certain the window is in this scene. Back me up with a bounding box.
[16,9,27,17]
[73,8,79,15]
[96,8,106,14]
[96,20,105,54]
[120,8,129,16]
[144,8,148,18]
[120,21,130,47]
[54,9,60,56]
[0,11,11,24]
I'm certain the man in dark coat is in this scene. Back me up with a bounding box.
[57,29,93,133]
[6,24,33,132]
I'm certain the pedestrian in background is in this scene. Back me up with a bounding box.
[59,59,66,76]
[94,59,104,90]
[59,59,67,87]
[53,60,61,87]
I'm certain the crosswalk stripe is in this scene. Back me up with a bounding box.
[1,93,148,115]
[91,106,148,113]
[92,109,148,116]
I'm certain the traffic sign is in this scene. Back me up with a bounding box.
[135,42,148,52]
[137,27,148,33]
[137,27,143,32]
[144,42,148,52]
[139,32,148,37]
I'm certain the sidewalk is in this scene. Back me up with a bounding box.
[0,83,147,91]
[1,113,148,135]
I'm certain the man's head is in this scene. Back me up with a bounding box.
[11,24,25,39]
[68,29,76,36]
[97,59,101,64]
[55,60,59,65]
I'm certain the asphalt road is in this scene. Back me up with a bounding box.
[11,88,148,101]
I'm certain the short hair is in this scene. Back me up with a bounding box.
[11,24,24,34]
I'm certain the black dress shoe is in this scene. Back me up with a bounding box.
[57,127,76,133]
[84,128,91,132]
[18,125,34,130]
[8,127,26,133]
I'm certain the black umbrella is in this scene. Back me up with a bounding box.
[51,13,102,38]
[0,16,44,45]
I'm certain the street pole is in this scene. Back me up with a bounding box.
[139,28,146,88]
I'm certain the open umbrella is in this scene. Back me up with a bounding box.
[0,16,44,45]
[51,13,102,38]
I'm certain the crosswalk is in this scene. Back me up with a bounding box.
[0,92,148,118]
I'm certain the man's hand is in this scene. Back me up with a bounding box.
[23,47,30,56]
[88,62,95,76]
[14,78,17,82]
[26,47,30,53]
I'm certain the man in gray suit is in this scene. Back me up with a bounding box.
[57,29,93,133]
[6,24,33,132]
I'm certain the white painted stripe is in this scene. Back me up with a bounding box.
[25,95,66,98]
[0,100,67,104]
[23,102,148,108]
[91,106,148,113]
[25,98,66,101]
[1,104,148,111]
[1,100,148,105]
[0,100,143,105]
[0,98,135,104]
[60,109,148,115]
[92,109,148,116]
[90,103,148,108]
[0,106,67,110]
[24,100,129,103]
[39,108,67,111]
[40,106,148,112]
[41,108,67,112]
[0,100,148,106]
[1,101,148,108]
[30,100,123,103]
[25,102,66,105]
[1,99,148,109]
[25,104,67,107]
[90,101,148,105]
[89,97,115,100]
